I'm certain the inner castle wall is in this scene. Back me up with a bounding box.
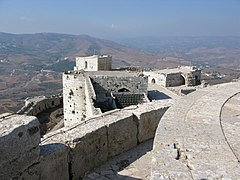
[62,71,149,126]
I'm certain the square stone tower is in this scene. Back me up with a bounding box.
[74,55,112,71]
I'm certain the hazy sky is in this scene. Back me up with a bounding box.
[0,0,239,38]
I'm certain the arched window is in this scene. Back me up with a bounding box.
[151,78,156,84]
[85,61,88,69]
[118,88,130,92]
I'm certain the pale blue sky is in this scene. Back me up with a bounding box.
[0,0,239,38]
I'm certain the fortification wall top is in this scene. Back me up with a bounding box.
[17,94,62,115]
[152,81,240,179]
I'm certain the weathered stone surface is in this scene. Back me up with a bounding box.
[40,101,171,179]
[144,66,201,87]
[133,101,171,143]
[152,82,240,179]
[63,72,86,127]
[0,114,40,179]
[39,143,70,180]
[19,162,40,180]
[221,93,240,163]
[70,126,108,179]
[107,111,137,158]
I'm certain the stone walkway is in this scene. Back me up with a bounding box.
[152,82,240,179]
[221,93,240,162]
[83,139,153,180]
[148,83,180,100]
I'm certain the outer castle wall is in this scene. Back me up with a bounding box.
[17,94,62,116]
[0,100,171,180]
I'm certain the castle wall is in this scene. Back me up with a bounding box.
[185,69,201,86]
[75,56,98,71]
[165,73,185,87]
[0,114,40,179]
[0,100,171,180]
[91,75,148,112]
[17,95,62,116]
[85,76,102,117]
[144,66,201,87]
[91,75,148,94]
[63,72,86,127]
[74,55,112,71]
[144,72,166,86]
[98,56,112,71]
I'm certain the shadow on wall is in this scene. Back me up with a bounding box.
[148,90,171,101]
[83,139,154,180]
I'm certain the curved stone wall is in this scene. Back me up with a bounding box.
[152,82,240,179]
[0,100,171,180]
[17,94,62,116]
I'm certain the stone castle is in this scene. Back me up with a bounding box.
[0,55,239,179]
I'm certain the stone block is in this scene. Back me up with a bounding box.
[134,107,168,143]
[0,147,40,179]
[39,143,70,180]
[107,113,137,158]
[71,126,108,179]
[0,114,40,179]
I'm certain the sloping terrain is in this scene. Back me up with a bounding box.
[0,32,189,113]
[115,36,240,68]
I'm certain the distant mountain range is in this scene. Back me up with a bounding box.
[0,32,189,72]
[114,36,240,68]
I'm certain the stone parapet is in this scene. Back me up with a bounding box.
[0,114,40,179]
[17,94,62,116]
[0,99,171,179]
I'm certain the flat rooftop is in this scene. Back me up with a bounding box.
[145,66,199,74]
[76,55,111,59]
[64,70,145,77]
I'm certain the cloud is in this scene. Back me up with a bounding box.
[111,23,120,30]
[19,16,34,22]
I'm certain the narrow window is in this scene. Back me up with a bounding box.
[85,61,88,69]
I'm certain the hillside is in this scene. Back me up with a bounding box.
[114,36,240,69]
[0,32,189,113]
[0,32,189,70]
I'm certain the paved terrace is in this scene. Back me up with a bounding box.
[152,81,240,179]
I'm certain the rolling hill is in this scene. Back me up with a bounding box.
[0,32,189,113]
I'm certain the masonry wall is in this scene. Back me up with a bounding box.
[98,56,112,71]
[185,70,201,86]
[166,73,185,87]
[0,101,171,180]
[17,95,62,116]
[144,72,166,86]
[91,75,148,112]
[85,76,102,117]
[63,72,86,127]
[75,56,98,71]
[91,75,148,94]
[75,55,112,71]
[0,114,40,179]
